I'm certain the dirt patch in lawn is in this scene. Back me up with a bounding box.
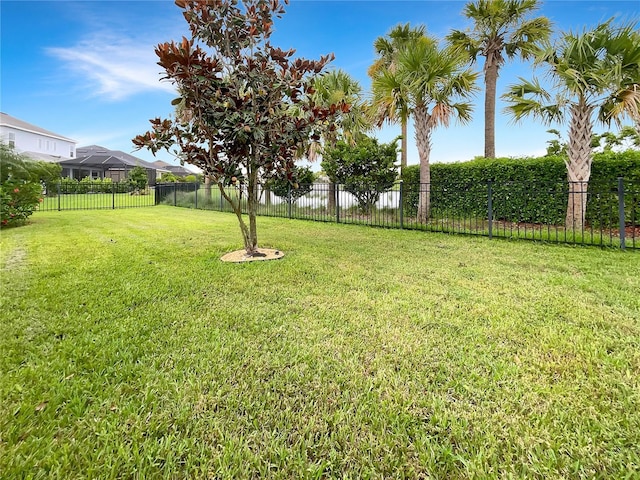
[2,247,27,271]
[221,248,284,263]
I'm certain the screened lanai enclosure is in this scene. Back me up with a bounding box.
[58,145,160,186]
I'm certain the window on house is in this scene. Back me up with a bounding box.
[70,148,74,158]
[8,133,15,148]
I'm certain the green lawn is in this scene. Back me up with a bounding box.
[40,192,155,211]
[1,207,639,479]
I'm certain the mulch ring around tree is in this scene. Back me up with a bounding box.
[220,248,284,263]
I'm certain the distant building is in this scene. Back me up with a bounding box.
[0,112,77,161]
[59,145,164,186]
[151,160,196,178]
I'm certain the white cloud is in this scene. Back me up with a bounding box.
[47,35,176,101]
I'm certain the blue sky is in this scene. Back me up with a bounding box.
[1,1,638,168]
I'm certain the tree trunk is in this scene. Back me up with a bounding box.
[414,104,432,223]
[204,175,212,201]
[401,115,408,173]
[328,182,336,213]
[565,99,594,231]
[217,182,252,251]
[246,162,259,255]
[484,62,498,159]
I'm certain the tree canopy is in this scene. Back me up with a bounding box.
[133,0,345,255]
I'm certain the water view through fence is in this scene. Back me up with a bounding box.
[153,179,638,250]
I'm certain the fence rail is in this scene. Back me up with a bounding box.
[153,179,638,250]
[39,179,638,249]
[40,181,156,211]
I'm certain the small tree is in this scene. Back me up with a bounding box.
[133,0,344,256]
[264,165,314,204]
[322,136,399,213]
[127,166,148,194]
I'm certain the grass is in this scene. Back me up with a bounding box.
[1,207,639,478]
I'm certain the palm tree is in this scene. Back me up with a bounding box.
[447,0,551,158]
[310,69,369,212]
[504,21,640,230]
[372,32,478,222]
[368,24,427,171]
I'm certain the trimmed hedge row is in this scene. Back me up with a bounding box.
[401,151,640,226]
[48,177,133,194]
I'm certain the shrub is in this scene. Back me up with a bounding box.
[264,166,315,203]
[401,151,640,226]
[77,176,94,194]
[161,172,178,182]
[128,166,148,193]
[322,136,398,213]
[101,177,114,193]
[0,144,51,228]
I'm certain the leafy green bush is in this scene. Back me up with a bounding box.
[264,166,315,203]
[101,177,114,193]
[161,172,178,183]
[128,166,148,193]
[184,174,197,183]
[323,136,398,213]
[0,144,60,227]
[401,151,640,226]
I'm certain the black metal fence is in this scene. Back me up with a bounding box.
[40,181,155,211]
[155,179,639,250]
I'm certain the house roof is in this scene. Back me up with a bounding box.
[59,145,159,170]
[152,159,196,175]
[0,112,77,143]
[23,151,68,163]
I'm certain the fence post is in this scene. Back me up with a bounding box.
[399,180,404,229]
[220,186,224,212]
[336,183,340,223]
[194,182,198,209]
[618,177,626,250]
[488,180,493,239]
[57,182,61,211]
[112,181,116,209]
[173,183,177,207]
[288,184,292,219]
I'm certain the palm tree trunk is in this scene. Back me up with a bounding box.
[414,105,432,223]
[401,115,408,172]
[565,100,594,231]
[484,62,498,159]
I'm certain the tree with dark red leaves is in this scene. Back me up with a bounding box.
[134,0,346,255]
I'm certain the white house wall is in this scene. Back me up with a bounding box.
[0,125,76,158]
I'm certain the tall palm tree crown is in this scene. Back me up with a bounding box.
[311,69,369,152]
[447,0,551,158]
[503,20,640,229]
[372,30,479,221]
[368,24,428,171]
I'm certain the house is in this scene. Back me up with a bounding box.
[58,145,164,186]
[151,160,196,178]
[0,112,77,161]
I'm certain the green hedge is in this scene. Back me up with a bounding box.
[52,177,132,194]
[401,151,640,227]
